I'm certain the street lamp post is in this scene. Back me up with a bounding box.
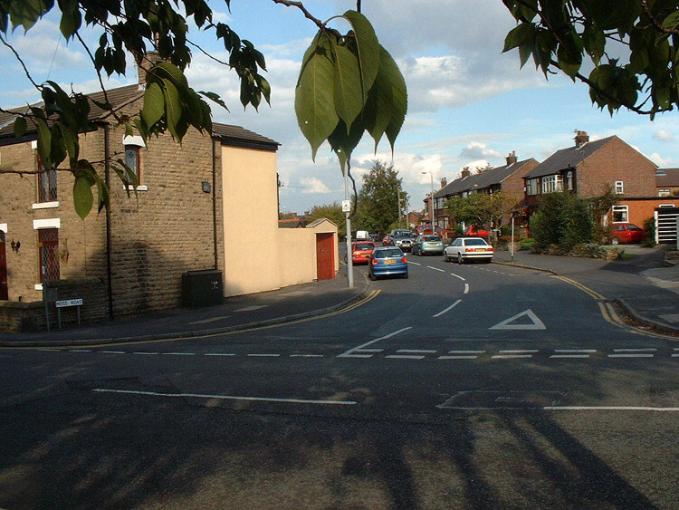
[422,171,435,233]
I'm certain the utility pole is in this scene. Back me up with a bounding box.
[422,171,435,233]
[342,169,354,289]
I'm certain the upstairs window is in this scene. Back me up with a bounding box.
[615,181,624,194]
[37,157,57,203]
[542,175,563,194]
[526,178,539,195]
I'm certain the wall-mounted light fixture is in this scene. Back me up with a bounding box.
[10,240,20,253]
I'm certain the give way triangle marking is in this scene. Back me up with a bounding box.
[489,309,546,330]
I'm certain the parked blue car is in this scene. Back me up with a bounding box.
[369,247,408,280]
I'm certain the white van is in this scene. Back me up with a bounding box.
[356,230,370,240]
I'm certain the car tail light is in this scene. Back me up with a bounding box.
[371,258,378,266]
[401,256,407,263]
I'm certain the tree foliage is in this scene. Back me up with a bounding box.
[530,193,593,250]
[446,191,513,229]
[355,161,407,234]
[0,1,407,218]
[503,0,679,117]
[305,202,346,237]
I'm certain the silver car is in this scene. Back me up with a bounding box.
[413,235,444,255]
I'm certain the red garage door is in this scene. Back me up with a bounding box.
[316,233,335,281]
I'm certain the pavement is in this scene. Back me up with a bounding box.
[0,271,371,347]
[494,245,679,333]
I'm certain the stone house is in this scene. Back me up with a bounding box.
[0,82,338,331]
[431,152,539,232]
[522,131,658,230]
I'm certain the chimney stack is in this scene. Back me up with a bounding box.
[460,167,471,178]
[506,150,518,166]
[440,177,447,188]
[574,130,589,147]
[136,51,163,89]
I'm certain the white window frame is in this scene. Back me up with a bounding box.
[0,223,6,233]
[614,180,624,194]
[122,135,147,191]
[526,178,539,196]
[612,205,629,223]
[658,189,671,197]
[541,175,563,194]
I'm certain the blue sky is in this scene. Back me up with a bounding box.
[2,0,678,215]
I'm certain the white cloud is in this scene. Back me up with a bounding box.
[649,152,671,167]
[300,176,331,194]
[654,129,675,142]
[459,141,502,160]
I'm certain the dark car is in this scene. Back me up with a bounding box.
[369,247,408,280]
[611,223,645,244]
[382,235,395,246]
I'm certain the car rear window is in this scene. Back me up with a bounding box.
[628,225,642,231]
[464,239,488,246]
[354,243,374,251]
[423,236,441,241]
[374,249,403,258]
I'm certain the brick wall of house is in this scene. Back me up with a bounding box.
[616,198,679,228]
[105,99,220,317]
[501,159,539,224]
[0,132,108,303]
[577,137,656,198]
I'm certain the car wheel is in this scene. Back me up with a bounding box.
[403,272,409,279]
[457,253,464,264]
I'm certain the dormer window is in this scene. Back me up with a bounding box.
[614,181,624,194]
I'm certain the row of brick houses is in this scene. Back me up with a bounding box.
[0,75,339,331]
[427,131,679,236]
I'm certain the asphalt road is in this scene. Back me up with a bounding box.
[2,255,679,509]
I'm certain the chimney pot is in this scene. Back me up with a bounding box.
[460,167,471,178]
[440,177,447,188]
[574,130,590,147]
[506,150,518,166]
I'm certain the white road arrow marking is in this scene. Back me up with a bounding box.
[489,309,546,330]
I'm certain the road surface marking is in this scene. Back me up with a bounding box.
[491,354,533,359]
[608,354,654,358]
[204,353,237,357]
[438,404,679,412]
[613,348,657,352]
[93,388,357,406]
[189,315,231,325]
[69,349,91,353]
[489,309,546,330]
[132,352,159,355]
[499,349,539,354]
[408,261,421,266]
[337,326,413,358]
[101,350,125,354]
[432,299,462,318]
[427,266,445,272]
[555,349,597,353]
[439,355,478,360]
[464,283,470,294]
[235,305,268,312]
[450,273,466,281]
[672,354,679,357]
[397,349,437,354]
[386,354,425,360]
[448,350,485,354]
[163,352,196,356]
[550,354,590,359]
[247,353,280,357]
[290,354,324,358]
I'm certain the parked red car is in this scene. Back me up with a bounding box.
[464,225,490,238]
[352,241,376,264]
[611,223,645,244]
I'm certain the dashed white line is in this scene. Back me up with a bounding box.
[550,354,590,359]
[132,352,159,355]
[492,354,533,359]
[432,299,462,318]
[397,349,437,354]
[204,353,237,357]
[247,353,281,357]
[497,348,535,354]
[337,326,413,358]
[613,348,657,352]
[448,350,485,354]
[464,283,470,294]
[672,354,679,358]
[69,349,91,353]
[93,388,358,406]
[608,354,654,358]
[408,261,421,266]
[450,273,466,281]
[386,354,425,360]
[101,350,125,354]
[235,305,268,312]
[189,315,231,325]
[427,266,445,272]
[290,354,325,358]
[439,355,478,360]
[555,349,597,353]
[163,352,196,356]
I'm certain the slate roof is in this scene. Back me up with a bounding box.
[0,83,279,150]
[657,168,679,187]
[434,159,537,199]
[524,136,615,178]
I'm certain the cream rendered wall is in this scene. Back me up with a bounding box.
[277,229,316,286]
[221,145,280,296]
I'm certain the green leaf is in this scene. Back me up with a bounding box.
[61,125,78,164]
[328,118,365,174]
[382,49,408,152]
[503,23,533,52]
[583,23,604,65]
[154,61,188,89]
[73,175,93,219]
[161,78,182,140]
[662,11,679,31]
[35,118,51,166]
[295,40,339,160]
[343,10,381,102]
[59,0,81,39]
[199,90,229,110]
[13,116,27,137]
[330,39,363,132]
[141,82,165,129]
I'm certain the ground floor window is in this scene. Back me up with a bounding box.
[612,205,629,223]
[38,228,59,283]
